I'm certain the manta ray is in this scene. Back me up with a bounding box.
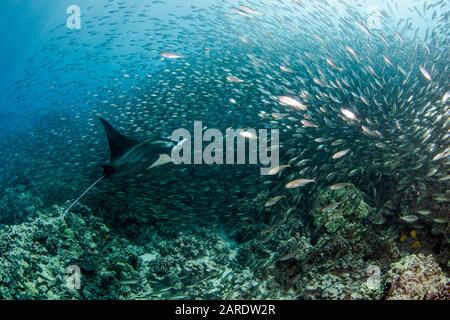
[64,118,175,213]
[98,118,174,177]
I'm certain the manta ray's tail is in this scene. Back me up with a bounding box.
[63,175,105,214]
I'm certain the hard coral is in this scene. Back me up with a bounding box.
[311,185,371,234]
[385,254,447,300]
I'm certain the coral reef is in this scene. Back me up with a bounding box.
[0,202,263,299]
[232,185,446,300]
[307,186,377,267]
[0,204,111,299]
[299,270,382,300]
[385,254,447,300]
[133,230,261,299]
[0,184,448,300]
[310,184,371,234]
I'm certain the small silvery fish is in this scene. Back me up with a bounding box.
[267,165,290,175]
[329,183,351,190]
[226,75,244,83]
[278,96,307,110]
[419,66,432,81]
[332,149,351,160]
[285,179,316,189]
[400,215,419,223]
[237,5,262,16]
[322,202,341,212]
[264,195,285,207]
[433,218,449,224]
[278,251,297,261]
[340,108,358,121]
[160,51,184,59]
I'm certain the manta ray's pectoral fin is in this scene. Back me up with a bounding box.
[148,154,172,170]
[99,117,140,161]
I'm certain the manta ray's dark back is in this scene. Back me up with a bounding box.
[98,118,140,162]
